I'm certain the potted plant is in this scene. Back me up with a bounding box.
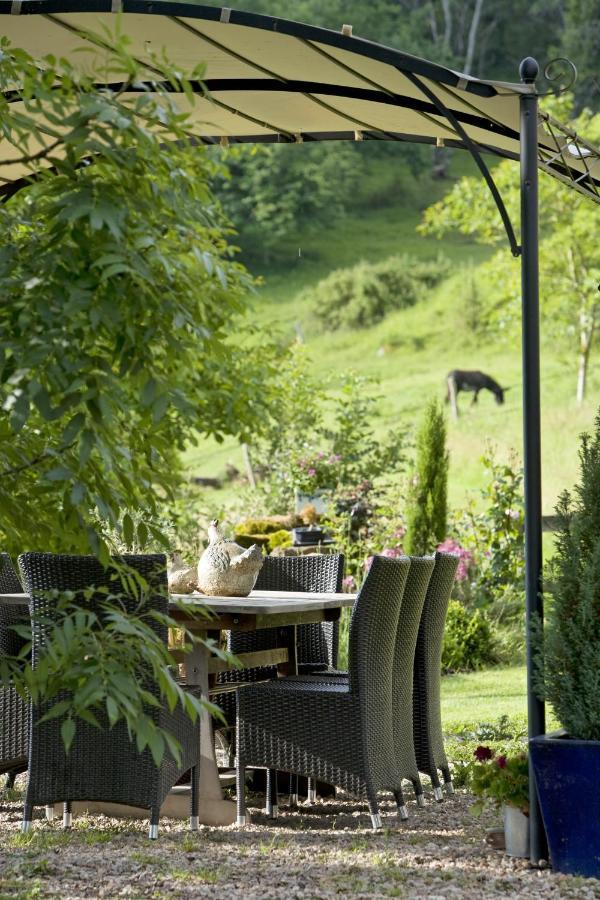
[469,745,530,857]
[530,411,600,878]
[293,450,342,514]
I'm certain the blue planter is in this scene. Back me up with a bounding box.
[530,732,600,878]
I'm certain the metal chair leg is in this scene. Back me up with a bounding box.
[394,788,409,821]
[307,777,317,804]
[190,765,199,831]
[63,801,72,828]
[148,807,159,840]
[236,763,247,826]
[21,801,33,834]
[265,768,278,818]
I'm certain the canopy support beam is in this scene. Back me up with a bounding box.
[404,71,521,258]
[519,56,548,866]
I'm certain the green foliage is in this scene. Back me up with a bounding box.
[0,30,277,559]
[266,530,293,552]
[305,254,449,332]
[456,450,525,607]
[442,601,495,672]
[246,345,406,514]
[468,747,529,815]
[405,399,449,555]
[420,108,600,401]
[540,409,600,740]
[0,570,236,763]
[235,518,290,536]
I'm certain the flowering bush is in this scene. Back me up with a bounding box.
[293,450,343,494]
[468,746,529,815]
[436,537,474,582]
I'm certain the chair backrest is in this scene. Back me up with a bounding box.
[392,556,435,763]
[0,553,28,658]
[255,553,344,594]
[413,551,459,766]
[18,553,168,669]
[233,553,344,665]
[348,554,410,705]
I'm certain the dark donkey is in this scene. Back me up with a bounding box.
[445,370,508,416]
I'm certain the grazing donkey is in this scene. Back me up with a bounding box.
[445,370,508,417]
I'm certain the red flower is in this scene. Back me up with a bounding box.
[474,745,494,761]
[496,755,508,768]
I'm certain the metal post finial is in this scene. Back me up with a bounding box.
[520,57,539,84]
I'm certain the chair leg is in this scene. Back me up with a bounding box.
[412,777,426,808]
[21,800,33,834]
[430,770,444,802]
[45,805,55,821]
[393,788,409,821]
[441,767,454,796]
[367,786,381,831]
[236,763,247,826]
[148,807,159,840]
[190,765,199,831]
[63,801,72,828]
[307,777,317,804]
[265,768,278,818]
[5,770,16,790]
[288,773,298,808]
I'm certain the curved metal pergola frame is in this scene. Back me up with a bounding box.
[2,0,599,863]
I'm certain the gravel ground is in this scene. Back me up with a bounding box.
[1,780,598,899]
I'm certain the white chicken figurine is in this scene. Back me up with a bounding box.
[167,552,198,595]
[197,519,264,597]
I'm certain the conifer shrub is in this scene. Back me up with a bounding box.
[540,410,600,740]
[442,601,496,671]
[405,399,449,555]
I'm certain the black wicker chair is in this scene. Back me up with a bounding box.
[214,553,345,723]
[298,555,435,810]
[236,555,411,831]
[413,551,459,799]
[0,553,28,789]
[18,552,200,839]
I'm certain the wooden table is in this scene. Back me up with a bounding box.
[1,589,356,825]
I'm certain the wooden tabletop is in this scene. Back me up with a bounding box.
[171,589,356,616]
[1,590,357,615]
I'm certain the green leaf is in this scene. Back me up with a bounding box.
[61,718,76,754]
[122,513,134,548]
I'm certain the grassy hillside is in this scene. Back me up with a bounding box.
[185,154,600,517]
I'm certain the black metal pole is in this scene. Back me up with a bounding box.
[519,56,547,865]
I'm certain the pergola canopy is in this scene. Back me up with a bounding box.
[1,1,599,210]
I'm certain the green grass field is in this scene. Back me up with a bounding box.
[441,665,527,731]
[185,148,600,533]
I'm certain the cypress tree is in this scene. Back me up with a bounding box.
[405,400,449,555]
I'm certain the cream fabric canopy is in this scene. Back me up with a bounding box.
[0,1,599,205]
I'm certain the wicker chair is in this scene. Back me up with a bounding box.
[18,552,200,839]
[213,553,345,727]
[236,555,411,831]
[413,551,459,799]
[298,555,435,808]
[0,553,28,789]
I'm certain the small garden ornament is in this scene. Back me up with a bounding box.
[197,519,263,597]
[167,552,197,594]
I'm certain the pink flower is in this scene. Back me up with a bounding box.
[307,468,316,476]
[437,538,474,582]
[364,555,374,572]
[474,745,494,761]
[342,575,356,592]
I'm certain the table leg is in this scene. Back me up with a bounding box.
[186,633,237,826]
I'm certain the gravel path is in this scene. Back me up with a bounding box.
[1,782,598,899]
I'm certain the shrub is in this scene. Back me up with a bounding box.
[235,518,288,536]
[305,254,452,332]
[540,410,600,740]
[405,399,449,555]
[267,530,292,552]
[442,601,495,672]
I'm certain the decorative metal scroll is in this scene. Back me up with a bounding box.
[536,57,578,97]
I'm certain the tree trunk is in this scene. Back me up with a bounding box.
[464,0,484,75]
[577,320,594,406]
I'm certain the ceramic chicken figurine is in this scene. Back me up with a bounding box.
[197,519,264,597]
[167,552,198,594]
